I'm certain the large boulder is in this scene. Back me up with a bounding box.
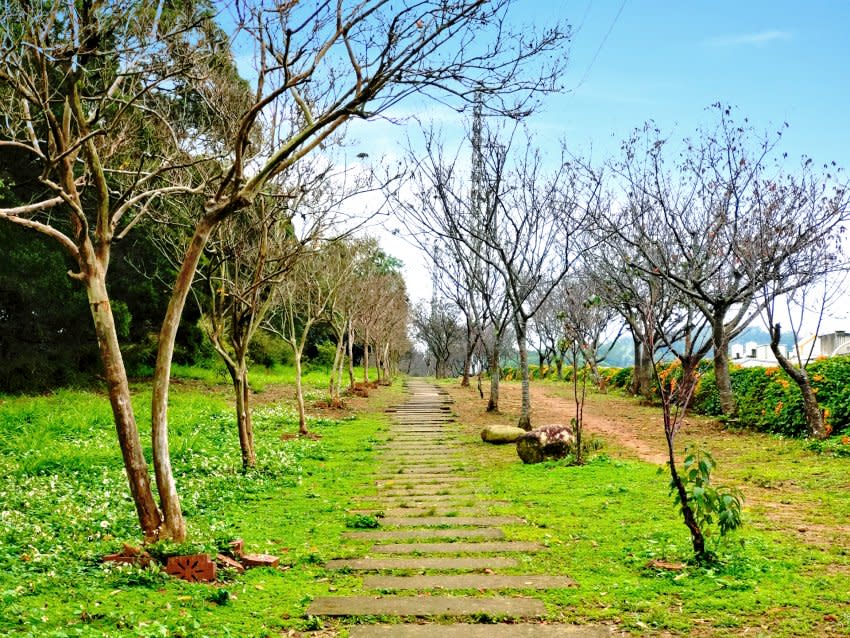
[480,425,527,444]
[516,424,575,464]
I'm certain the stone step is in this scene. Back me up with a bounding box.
[343,528,504,541]
[378,516,523,527]
[325,557,519,571]
[373,476,472,485]
[348,624,613,637]
[357,497,482,508]
[382,466,460,473]
[377,487,476,497]
[306,595,546,618]
[372,541,542,554]
[349,507,485,518]
[363,574,576,590]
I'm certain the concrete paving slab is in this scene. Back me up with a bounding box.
[378,516,523,527]
[325,557,519,570]
[348,624,613,637]
[349,507,485,518]
[343,528,503,540]
[373,476,472,485]
[372,541,542,554]
[306,595,546,618]
[363,574,576,590]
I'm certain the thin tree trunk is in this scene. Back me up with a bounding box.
[665,425,706,559]
[630,335,642,394]
[329,333,345,406]
[487,340,501,412]
[228,360,256,470]
[363,331,370,383]
[770,324,827,438]
[712,318,736,416]
[293,345,308,435]
[347,319,356,390]
[516,318,532,430]
[86,270,162,540]
[152,214,221,541]
[461,322,474,387]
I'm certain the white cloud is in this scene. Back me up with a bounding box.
[704,30,792,47]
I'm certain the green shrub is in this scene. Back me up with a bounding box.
[691,356,850,437]
[609,366,633,390]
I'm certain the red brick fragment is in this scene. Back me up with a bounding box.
[165,554,217,582]
[228,538,245,557]
[216,553,245,573]
[102,544,153,567]
[240,553,280,568]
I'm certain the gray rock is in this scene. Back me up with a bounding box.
[516,424,575,464]
[481,425,527,444]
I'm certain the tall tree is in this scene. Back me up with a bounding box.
[1,0,570,540]
[0,1,227,540]
[610,107,839,417]
[744,161,850,437]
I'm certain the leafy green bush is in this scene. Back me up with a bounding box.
[692,356,850,436]
[608,366,633,390]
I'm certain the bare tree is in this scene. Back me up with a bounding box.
[412,298,464,378]
[743,162,850,437]
[0,0,570,540]
[0,2,230,540]
[200,193,302,468]
[610,107,842,417]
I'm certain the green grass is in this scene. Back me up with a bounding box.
[3,372,850,636]
[438,378,850,636]
[0,367,401,637]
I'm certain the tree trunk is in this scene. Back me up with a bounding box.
[555,357,563,380]
[632,338,653,398]
[630,335,642,394]
[293,345,309,435]
[329,333,345,406]
[86,270,162,540]
[226,359,256,470]
[770,324,827,438]
[712,318,736,417]
[665,427,706,560]
[516,318,532,431]
[363,330,370,383]
[152,214,220,541]
[461,322,473,387]
[487,340,501,412]
[347,319,356,390]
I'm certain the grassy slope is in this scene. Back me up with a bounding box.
[440,378,850,637]
[0,367,400,637]
[2,371,849,636]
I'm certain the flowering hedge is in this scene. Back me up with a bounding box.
[604,356,850,437]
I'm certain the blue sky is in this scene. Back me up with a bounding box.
[524,0,849,166]
[359,1,850,308]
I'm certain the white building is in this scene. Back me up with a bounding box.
[730,330,849,367]
[731,341,787,368]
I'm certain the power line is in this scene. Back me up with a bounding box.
[571,0,628,92]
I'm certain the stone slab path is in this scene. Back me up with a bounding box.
[306,378,612,636]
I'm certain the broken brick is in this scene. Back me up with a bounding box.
[228,538,245,557]
[216,553,245,573]
[165,554,217,582]
[240,553,279,568]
